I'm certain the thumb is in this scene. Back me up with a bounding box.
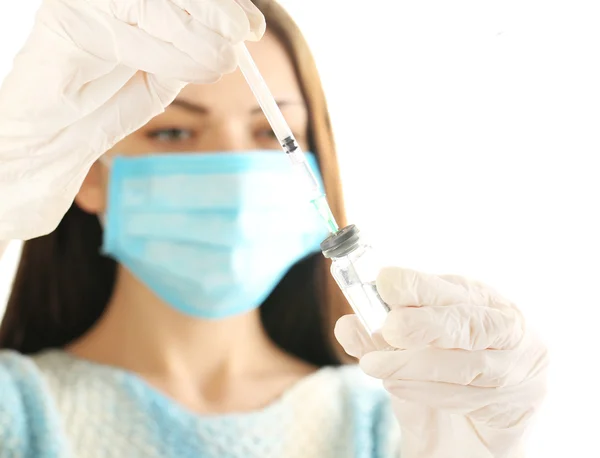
[334,315,378,359]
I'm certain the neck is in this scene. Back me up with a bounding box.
[67,266,316,414]
[68,266,293,380]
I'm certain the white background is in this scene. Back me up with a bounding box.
[1,1,598,456]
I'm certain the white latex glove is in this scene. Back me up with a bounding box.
[0,0,265,240]
[0,240,8,259]
[335,267,548,458]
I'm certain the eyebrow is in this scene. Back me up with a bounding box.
[170,99,209,114]
[250,100,303,114]
[170,99,303,115]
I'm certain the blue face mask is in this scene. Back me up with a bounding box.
[102,151,328,320]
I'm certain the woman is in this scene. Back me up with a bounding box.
[0,1,547,457]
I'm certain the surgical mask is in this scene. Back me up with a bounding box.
[101,151,327,319]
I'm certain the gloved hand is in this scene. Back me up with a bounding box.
[335,267,548,458]
[0,0,264,240]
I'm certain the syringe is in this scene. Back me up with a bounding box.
[235,43,339,234]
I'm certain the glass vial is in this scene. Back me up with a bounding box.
[321,225,390,334]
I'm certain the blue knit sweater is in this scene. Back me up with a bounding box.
[0,350,400,457]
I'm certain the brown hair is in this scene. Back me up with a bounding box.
[0,0,349,366]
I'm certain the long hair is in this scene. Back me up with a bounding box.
[0,0,349,366]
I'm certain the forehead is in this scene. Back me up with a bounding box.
[177,32,303,112]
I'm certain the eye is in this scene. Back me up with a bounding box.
[254,128,279,140]
[147,128,195,143]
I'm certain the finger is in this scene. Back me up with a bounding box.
[170,0,256,42]
[75,72,184,157]
[45,72,181,184]
[135,0,240,74]
[376,267,471,309]
[381,304,524,350]
[383,377,543,417]
[438,274,512,308]
[91,0,264,43]
[334,315,377,359]
[107,18,222,83]
[360,346,530,387]
[174,0,266,42]
[232,0,267,41]
[48,1,221,83]
[388,379,491,413]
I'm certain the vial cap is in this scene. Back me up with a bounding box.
[320,224,361,259]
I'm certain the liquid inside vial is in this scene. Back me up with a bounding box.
[341,281,390,334]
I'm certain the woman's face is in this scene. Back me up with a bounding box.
[76,32,307,213]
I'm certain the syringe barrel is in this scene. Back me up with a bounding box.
[235,44,292,140]
[281,136,322,199]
